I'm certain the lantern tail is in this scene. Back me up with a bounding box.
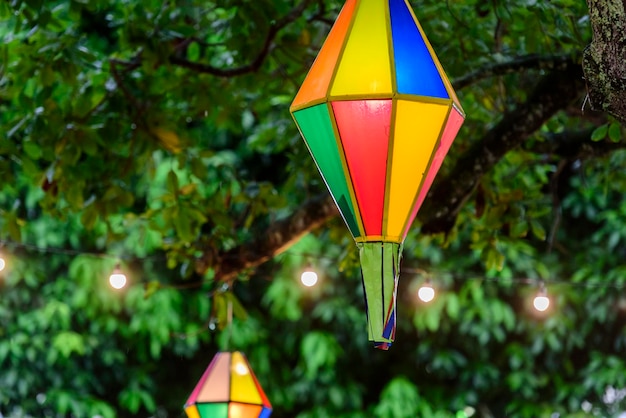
[358,242,402,350]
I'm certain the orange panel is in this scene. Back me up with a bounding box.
[291,0,357,109]
[229,402,262,418]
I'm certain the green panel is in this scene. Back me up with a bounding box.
[358,242,401,348]
[196,402,228,418]
[294,104,361,237]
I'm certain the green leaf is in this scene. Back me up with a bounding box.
[52,331,86,358]
[375,377,420,418]
[445,293,460,320]
[608,122,621,142]
[591,124,608,141]
[23,142,42,159]
[166,170,179,195]
[143,281,161,299]
[187,42,200,61]
[300,331,340,379]
[530,220,546,241]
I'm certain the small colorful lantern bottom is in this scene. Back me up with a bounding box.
[184,351,272,418]
[359,242,402,350]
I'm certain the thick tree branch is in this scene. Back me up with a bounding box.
[169,0,313,77]
[583,0,626,123]
[527,128,626,158]
[214,193,338,281]
[419,61,585,233]
[454,53,579,90]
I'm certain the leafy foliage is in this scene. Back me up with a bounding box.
[2,1,626,418]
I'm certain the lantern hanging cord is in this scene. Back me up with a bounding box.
[226,297,233,351]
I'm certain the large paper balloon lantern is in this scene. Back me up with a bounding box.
[290,0,465,349]
[184,351,272,418]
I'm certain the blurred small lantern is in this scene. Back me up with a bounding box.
[290,0,465,349]
[184,351,272,418]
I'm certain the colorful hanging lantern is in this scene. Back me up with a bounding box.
[184,351,272,418]
[290,0,465,349]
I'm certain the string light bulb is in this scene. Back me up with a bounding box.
[300,267,318,287]
[0,254,5,272]
[109,264,127,289]
[418,280,435,303]
[533,284,550,312]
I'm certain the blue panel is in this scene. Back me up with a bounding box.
[258,407,272,418]
[389,0,448,99]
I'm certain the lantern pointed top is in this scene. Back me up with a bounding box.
[184,352,272,418]
[291,0,464,115]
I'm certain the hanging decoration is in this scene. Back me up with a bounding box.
[290,0,465,349]
[184,351,272,418]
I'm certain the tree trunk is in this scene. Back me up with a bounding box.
[583,0,626,123]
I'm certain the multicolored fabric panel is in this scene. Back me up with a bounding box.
[229,403,262,417]
[291,0,357,109]
[403,105,465,237]
[290,0,465,244]
[329,0,393,97]
[196,403,228,418]
[187,352,231,404]
[332,100,391,236]
[292,104,362,237]
[389,0,447,98]
[359,242,401,348]
[259,407,272,418]
[230,352,263,404]
[185,405,202,418]
[385,100,450,240]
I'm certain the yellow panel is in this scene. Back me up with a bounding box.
[330,0,393,97]
[230,352,262,405]
[385,100,449,239]
[184,405,200,418]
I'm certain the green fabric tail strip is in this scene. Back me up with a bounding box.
[358,242,402,348]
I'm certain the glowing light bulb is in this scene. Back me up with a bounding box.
[0,256,5,272]
[109,269,127,289]
[533,294,550,312]
[234,362,248,375]
[418,283,435,303]
[301,270,318,287]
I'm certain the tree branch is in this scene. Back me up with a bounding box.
[419,61,585,233]
[526,128,626,158]
[169,0,314,77]
[213,193,338,282]
[453,53,580,90]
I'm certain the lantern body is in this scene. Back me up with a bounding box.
[290,0,465,348]
[184,352,272,418]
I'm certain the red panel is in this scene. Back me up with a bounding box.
[332,100,392,235]
[402,107,464,237]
